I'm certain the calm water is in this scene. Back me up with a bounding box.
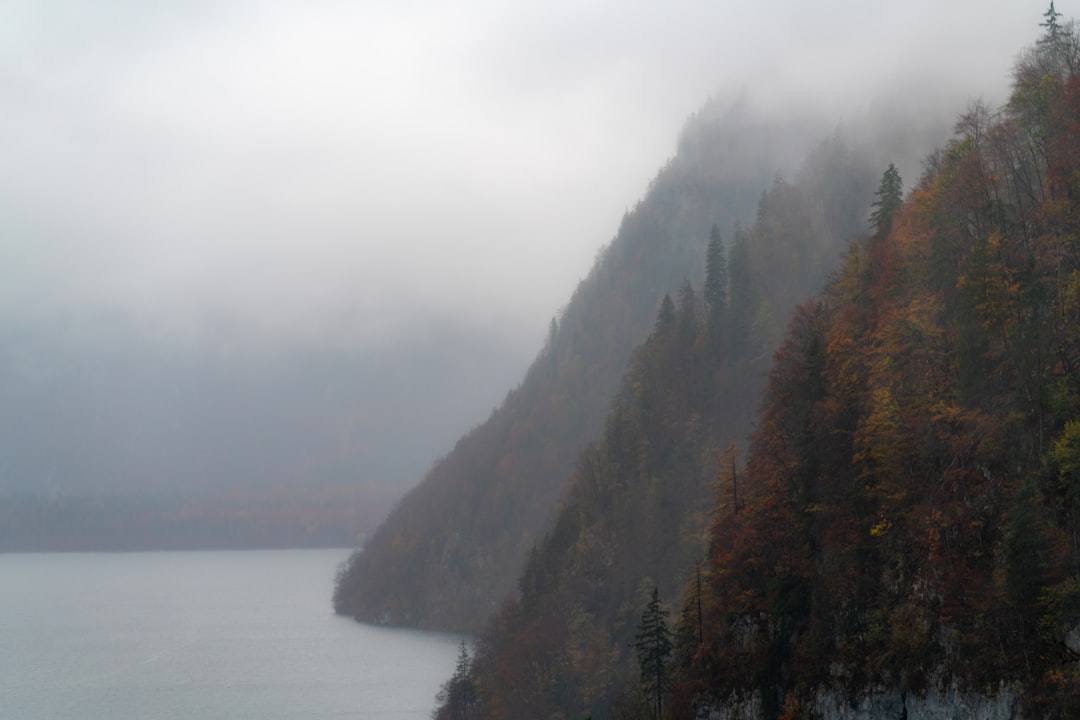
[0,549,464,720]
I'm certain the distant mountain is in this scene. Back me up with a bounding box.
[0,315,523,550]
[0,488,375,551]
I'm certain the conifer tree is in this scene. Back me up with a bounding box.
[635,587,673,720]
[436,641,474,720]
[726,226,755,356]
[705,225,728,357]
[1041,0,1062,38]
[1004,480,1050,617]
[869,163,903,239]
[704,225,728,319]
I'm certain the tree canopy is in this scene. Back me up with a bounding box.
[433,16,1080,719]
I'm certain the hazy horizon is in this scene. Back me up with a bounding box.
[0,0,1053,501]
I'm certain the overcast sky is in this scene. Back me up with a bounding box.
[0,0,1051,354]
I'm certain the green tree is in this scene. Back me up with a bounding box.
[654,294,676,334]
[1041,0,1063,38]
[705,225,728,357]
[634,586,673,720]
[704,225,728,319]
[436,640,475,720]
[1011,5,1079,141]
[868,163,903,239]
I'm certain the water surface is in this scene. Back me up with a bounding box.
[0,549,463,719]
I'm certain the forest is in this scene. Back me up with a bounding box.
[422,12,1080,720]
[330,69,952,635]
[332,98,860,630]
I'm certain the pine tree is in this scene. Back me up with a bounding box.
[1041,0,1063,39]
[634,586,673,720]
[868,163,903,239]
[705,225,729,357]
[436,640,474,720]
[704,225,728,319]
[726,226,755,357]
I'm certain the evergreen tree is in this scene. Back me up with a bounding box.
[1004,480,1050,617]
[1041,0,1063,38]
[654,294,676,334]
[436,641,474,720]
[704,225,728,318]
[705,225,729,357]
[634,587,673,720]
[868,163,903,239]
[676,280,701,345]
[726,226,755,356]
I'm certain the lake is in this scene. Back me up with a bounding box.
[0,548,464,720]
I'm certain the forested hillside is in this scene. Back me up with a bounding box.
[681,20,1080,718]
[438,16,1080,720]
[433,131,886,718]
[332,100,838,631]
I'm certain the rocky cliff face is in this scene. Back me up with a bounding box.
[815,683,1018,720]
[699,682,1019,720]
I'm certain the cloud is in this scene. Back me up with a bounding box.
[0,0,1049,352]
[0,0,1059,501]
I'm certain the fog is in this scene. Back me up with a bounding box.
[0,0,1051,500]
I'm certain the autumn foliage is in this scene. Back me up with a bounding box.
[684,21,1080,718]
[437,17,1080,720]
[433,128,882,719]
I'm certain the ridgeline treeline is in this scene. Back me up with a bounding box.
[434,14,1080,720]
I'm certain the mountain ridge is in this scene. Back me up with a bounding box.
[438,17,1080,719]
[332,98,842,632]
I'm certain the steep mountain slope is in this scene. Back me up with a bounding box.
[678,25,1080,716]
[677,24,1080,719]
[332,99,834,631]
[433,134,887,718]
[435,22,1080,720]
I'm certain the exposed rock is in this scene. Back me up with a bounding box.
[698,691,762,720]
[699,682,1019,720]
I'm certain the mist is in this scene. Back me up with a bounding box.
[0,0,1052,512]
